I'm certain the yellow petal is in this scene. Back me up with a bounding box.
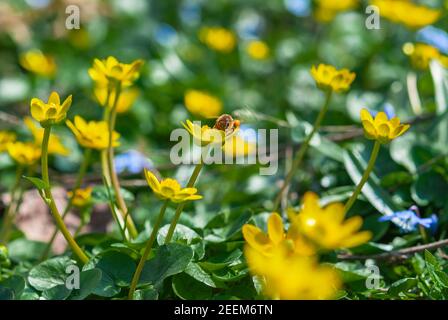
[267,213,284,245]
[242,224,271,253]
[48,91,60,105]
[374,112,388,126]
[360,108,373,122]
[144,169,161,192]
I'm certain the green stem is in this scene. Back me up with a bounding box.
[41,126,89,264]
[128,200,169,300]
[273,90,333,211]
[344,141,381,213]
[164,163,204,244]
[40,148,91,260]
[0,165,24,243]
[105,83,138,239]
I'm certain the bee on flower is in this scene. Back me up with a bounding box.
[311,64,356,93]
[30,92,72,127]
[7,142,41,166]
[360,108,410,144]
[66,116,120,150]
[19,50,56,78]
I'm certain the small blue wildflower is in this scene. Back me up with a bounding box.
[114,150,154,175]
[284,0,311,17]
[179,0,201,25]
[236,12,264,39]
[154,24,178,47]
[379,208,438,234]
[417,26,448,55]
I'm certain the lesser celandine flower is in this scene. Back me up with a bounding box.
[360,108,410,144]
[371,0,441,29]
[311,64,356,93]
[94,86,140,113]
[144,169,202,203]
[403,43,448,70]
[24,117,69,156]
[0,131,16,152]
[314,0,358,22]
[183,114,239,146]
[88,56,144,88]
[68,187,93,208]
[288,192,372,250]
[199,27,236,53]
[184,90,222,118]
[244,245,341,300]
[66,116,120,150]
[243,212,316,257]
[7,142,41,166]
[30,92,72,127]
[246,40,270,60]
[19,50,56,78]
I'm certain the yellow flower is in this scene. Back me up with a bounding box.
[288,192,372,250]
[184,90,222,118]
[314,0,358,22]
[245,245,341,300]
[7,142,41,166]
[243,212,316,257]
[223,135,257,158]
[19,50,56,78]
[144,169,202,203]
[24,117,69,156]
[66,116,120,150]
[88,56,144,87]
[371,0,441,29]
[30,92,72,127]
[310,64,356,93]
[246,40,270,60]
[0,131,16,153]
[68,187,93,208]
[360,108,410,144]
[94,86,140,113]
[199,27,236,53]
[403,43,448,70]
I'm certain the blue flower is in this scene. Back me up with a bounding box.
[417,26,448,55]
[379,209,438,234]
[154,24,178,47]
[114,150,154,175]
[284,0,311,17]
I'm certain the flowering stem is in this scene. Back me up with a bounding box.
[41,126,89,264]
[344,141,381,214]
[128,200,169,300]
[0,165,24,243]
[105,83,138,239]
[40,148,91,260]
[164,163,204,244]
[273,90,333,211]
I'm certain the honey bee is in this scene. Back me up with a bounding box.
[213,114,240,135]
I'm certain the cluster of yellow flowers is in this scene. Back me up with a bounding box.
[371,0,441,29]
[243,192,371,299]
[311,64,356,93]
[403,43,448,71]
[314,0,358,22]
[199,27,236,53]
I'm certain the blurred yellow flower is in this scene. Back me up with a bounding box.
[199,27,236,53]
[371,0,441,29]
[19,50,56,78]
[144,169,202,203]
[30,92,72,127]
[311,64,356,93]
[68,187,93,208]
[88,56,144,87]
[243,212,316,257]
[24,117,69,156]
[184,90,222,118]
[246,40,270,60]
[7,142,41,166]
[94,86,140,113]
[66,116,120,150]
[223,135,257,158]
[288,192,372,250]
[0,131,16,152]
[314,0,358,22]
[360,108,410,144]
[403,43,448,70]
[245,245,341,300]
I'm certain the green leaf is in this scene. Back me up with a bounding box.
[199,249,242,272]
[42,284,72,300]
[412,171,448,207]
[0,275,25,298]
[28,256,76,291]
[0,287,14,300]
[133,287,159,300]
[8,239,47,262]
[172,273,213,300]
[23,176,48,190]
[343,148,401,216]
[157,224,204,260]
[388,278,418,296]
[139,243,193,286]
[184,263,217,288]
[69,269,102,300]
